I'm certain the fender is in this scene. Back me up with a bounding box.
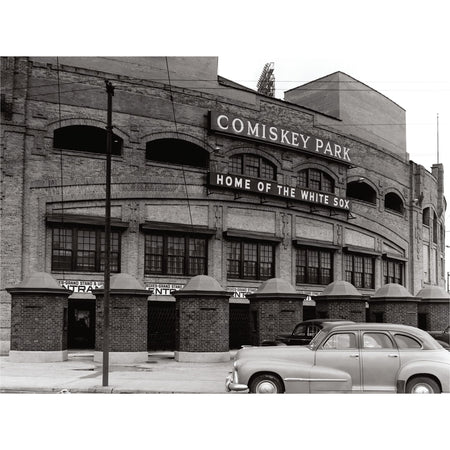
[397,360,450,392]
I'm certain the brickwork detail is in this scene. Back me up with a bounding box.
[316,300,366,322]
[418,302,450,331]
[95,294,147,352]
[176,296,229,352]
[369,302,418,327]
[10,293,68,351]
[249,298,303,346]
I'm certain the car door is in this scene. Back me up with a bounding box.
[312,331,361,392]
[360,331,400,392]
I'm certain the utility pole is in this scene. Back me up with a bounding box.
[103,80,114,386]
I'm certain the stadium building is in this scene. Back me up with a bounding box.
[0,57,446,355]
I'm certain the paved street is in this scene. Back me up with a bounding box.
[0,351,236,394]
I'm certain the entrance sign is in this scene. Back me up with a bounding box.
[209,172,351,211]
[209,111,352,164]
[59,280,103,293]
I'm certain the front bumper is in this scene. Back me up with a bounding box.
[225,372,248,392]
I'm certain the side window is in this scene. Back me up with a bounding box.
[292,325,307,336]
[362,333,394,349]
[322,333,357,350]
[306,325,320,337]
[393,334,422,349]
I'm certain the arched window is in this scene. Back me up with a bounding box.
[53,125,123,155]
[346,180,376,204]
[230,154,276,180]
[298,168,334,193]
[422,207,430,226]
[146,139,209,169]
[384,192,404,214]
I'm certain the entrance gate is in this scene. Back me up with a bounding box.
[229,303,250,349]
[68,299,96,349]
[148,301,176,351]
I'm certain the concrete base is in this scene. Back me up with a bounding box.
[93,351,148,364]
[9,350,68,362]
[0,340,11,356]
[174,351,230,363]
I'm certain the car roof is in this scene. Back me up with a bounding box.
[317,323,443,349]
[295,319,355,325]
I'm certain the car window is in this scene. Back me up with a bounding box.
[322,333,357,350]
[306,325,320,337]
[393,334,422,349]
[362,333,394,349]
[293,325,307,336]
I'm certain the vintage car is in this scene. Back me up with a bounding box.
[261,319,354,346]
[226,322,450,394]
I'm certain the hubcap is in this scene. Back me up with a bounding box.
[256,381,277,393]
[412,383,434,394]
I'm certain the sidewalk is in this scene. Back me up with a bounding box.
[0,350,237,394]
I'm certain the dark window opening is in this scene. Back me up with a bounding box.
[346,181,376,204]
[422,207,430,226]
[345,253,374,289]
[227,239,275,280]
[298,169,334,193]
[54,125,122,155]
[52,226,120,272]
[432,212,438,244]
[230,154,276,180]
[384,192,404,214]
[296,248,333,285]
[383,258,404,285]
[144,232,207,276]
[146,139,209,168]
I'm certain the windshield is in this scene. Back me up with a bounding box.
[308,329,326,349]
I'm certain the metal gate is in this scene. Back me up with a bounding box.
[229,303,250,349]
[148,301,176,351]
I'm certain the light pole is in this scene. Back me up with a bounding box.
[102,80,114,386]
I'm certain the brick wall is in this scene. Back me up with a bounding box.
[418,302,450,331]
[249,298,303,345]
[316,299,366,322]
[10,293,68,351]
[369,301,418,327]
[176,296,229,352]
[95,294,147,352]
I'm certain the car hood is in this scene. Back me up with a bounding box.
[236,344,312,361]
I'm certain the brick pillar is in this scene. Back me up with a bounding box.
[93,273,149,364]
[416,286,450,331]
[173,275,231,362]
[247,278,304,346]
[368,283,418,326]
[315,281,365,322]
[6,272,71,362]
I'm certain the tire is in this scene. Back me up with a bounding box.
[405,377,441,394]
[249,374,284,394]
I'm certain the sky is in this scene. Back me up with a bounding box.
[2,0,449,445]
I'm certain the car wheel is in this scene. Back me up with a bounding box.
[405,377,441,394]
[249,374,284,394]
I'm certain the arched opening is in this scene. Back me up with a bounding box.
[298,168,335,193]
[384,192,404,214]
[422,207,430,226]
[230,153,276,180]
[146,138,209,168]
[346,180,376,204]
[54,125,123,155]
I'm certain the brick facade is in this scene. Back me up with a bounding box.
[0,57,446,355]
[94,293,148,353]
[368,300,419,327]
[316,299,366,322]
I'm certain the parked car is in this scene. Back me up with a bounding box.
[261,319,354,346]
[226,322,450,394]
[428,326,449,349]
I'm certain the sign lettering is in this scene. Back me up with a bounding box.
[209,111,351,164]
[209,172,350,210]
